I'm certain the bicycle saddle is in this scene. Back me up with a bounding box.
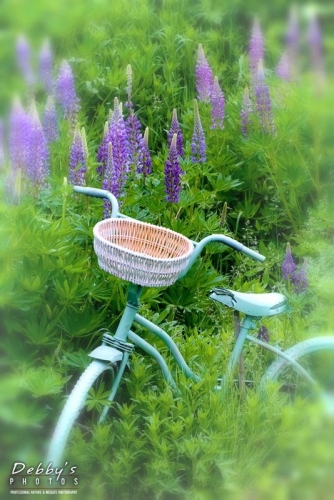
[210,287,288,317]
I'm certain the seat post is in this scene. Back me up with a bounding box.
[234,311,246,393]
[227,315,258,380]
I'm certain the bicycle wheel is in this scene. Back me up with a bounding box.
[263,336,334,411]
[47,356,122,467]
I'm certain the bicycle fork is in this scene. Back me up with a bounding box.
[88,284,143,420]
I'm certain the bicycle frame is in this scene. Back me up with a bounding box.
[90,282,317,403]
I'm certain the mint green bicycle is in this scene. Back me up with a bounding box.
[47,186,334,466]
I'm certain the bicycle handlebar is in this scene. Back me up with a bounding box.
[73,186,266,273]
[73,185,119,217]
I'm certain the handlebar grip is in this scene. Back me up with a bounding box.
[73,186,119,217]
[239,244,265,262]
[212,235,265,262]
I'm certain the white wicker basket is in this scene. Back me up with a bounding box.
[93,218,194,287]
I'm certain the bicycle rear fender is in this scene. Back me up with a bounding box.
[88,345,123,363]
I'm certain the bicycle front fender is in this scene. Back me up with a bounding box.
[88,345,123,363]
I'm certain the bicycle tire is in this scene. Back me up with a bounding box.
[262,336,334,408]
[47,358,120,467]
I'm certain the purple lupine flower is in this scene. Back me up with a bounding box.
[0,119,5,168]
[124,64,148,174]
[39,39,53,94]
[56,60,80,124]
[138,127,152,178]
[293,259,308,294]
[69,127,86,186]
[165,133,182,203]
[104,97,129,199]
[240,87,253,138]
[282,242,296,281]
[285,6,300,65]
[81,126,88,163]
[44,95,58,143]
[195,44,214,103]
[168,109,184,159]
[125,111,145,174]
[191,99,206,163]
[254,61,275,134]
[96,121,109,179]
[102,142,115,217]
[16,35,34,85]
[307,13,325,82]
[257,325,269,342]
[9,98,31,173]
[210,77,225,130]
[249,18,264,88]
[26,102,50,188]
[276,52,291,81]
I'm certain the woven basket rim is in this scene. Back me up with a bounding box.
[93,217,194,262]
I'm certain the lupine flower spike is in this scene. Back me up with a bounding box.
[105,97,129,199]
[249,18,264,89]
[27,101,50,189]
[126,112,145,174]
[168,109,184,159]
[0,119,5,168]
[81,126,88,163]
[9,98,30,173]
[285,6,300,72]
[137,127,152,179]
[307,12,325,89]
[102,142,115,218]
[124,65,146,173]
[191,99,206,163]
[240,87,253,138]
[276,52,291,82]
[39,39,53,94]
[165,133,182,203]
[44,95,58,143]
[254,60,275,135]
[195,44,214,103]
[96,121,109,179]
[211,77,225,130]
[282,243,308,294]
[294,259,308,294]
[282,242,296,281]
[16,35,34,86]
[69,126,86,186]
[56,60,80,125]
